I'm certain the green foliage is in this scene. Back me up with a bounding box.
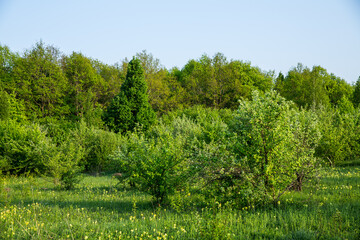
[0,120,52,174]
[0,90,9,120]
[62,52,104,118]
[177,53,273,109]
[315,106,360,166]
[74,120,123,173]
[232,91,294,202]
[91,59,125,107]
[111,130,191,205]
[275,64,353,109]
[135,50,184,114]
[103,57,156,133]
[352,76,360,108]
[288,108,321,191]
[45,139,84,189]
[12,41,68,118]
[161,105,231,143]
[228,91,320,204]
[6,93,28,123]
[0,44,18,93]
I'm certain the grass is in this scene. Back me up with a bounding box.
[0,166,359,239]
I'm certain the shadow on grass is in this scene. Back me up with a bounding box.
[11,196,156,214]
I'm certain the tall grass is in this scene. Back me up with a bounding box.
[1,166,359,239]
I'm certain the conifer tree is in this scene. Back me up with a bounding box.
[353,76,360,108]
[103,57,156,133]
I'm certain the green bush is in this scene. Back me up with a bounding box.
[84,127,123,174]
[217,90,321,206]
[287,108,321,191]
[110,126,196,205]
[161,105,231,144]
[72,120,123,174]
[45,139,84,189]
[0,120,52,174]
[315,106,360,166]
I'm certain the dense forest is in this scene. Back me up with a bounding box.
[1,41,360,206]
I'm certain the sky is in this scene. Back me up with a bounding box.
[0,0,359,83]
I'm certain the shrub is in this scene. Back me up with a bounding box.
[287,108,321,191]
[220,90,321,205]
[84,128,123,174]
[0,120,52,174]
[45,139,84,189]
[315,106,360,166]
[72,120,123,174]
[110,127,195,205]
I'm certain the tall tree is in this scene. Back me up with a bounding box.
[177,53,273,109]
[136,51,174,113]
[62,52,104,118]
[276,64,330,108]
[103,57,156,133]
[12,41,67,118]
[0,45,18,93]
[91,60,126,107]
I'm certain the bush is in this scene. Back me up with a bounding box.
[160,105,231,143]
[287,108,321,191]
[45,139,84,189]
[315,106,360,166]
[0,120,52,174]
[110,124,197,205]
[84,128,123,174]
[216,90,321,206]
[72,120,123,174]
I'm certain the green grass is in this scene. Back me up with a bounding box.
[1,167,359,239]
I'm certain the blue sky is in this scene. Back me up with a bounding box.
[1,0,359,83]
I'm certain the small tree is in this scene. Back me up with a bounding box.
[231,91,320,204]
[288,108,321,191]
[111,131,189,205]
[103,57,156,133]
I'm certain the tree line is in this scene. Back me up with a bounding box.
[1,41,360,206]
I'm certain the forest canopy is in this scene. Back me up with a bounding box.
[2,41,356,122]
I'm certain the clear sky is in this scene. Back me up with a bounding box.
[0,0,359,83]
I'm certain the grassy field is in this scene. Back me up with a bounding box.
[0,166,359,240]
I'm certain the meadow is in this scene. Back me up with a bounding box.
[0,166,359,240]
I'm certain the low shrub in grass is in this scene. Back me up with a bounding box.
[0,120,52,174]
[315,106,360,166]
[45,139,84,189]
[110,116,206,205]
[0,119,84,189]
[111,131,193,205]
[73,120,123,174]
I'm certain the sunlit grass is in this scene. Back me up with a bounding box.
[1,167,359,239]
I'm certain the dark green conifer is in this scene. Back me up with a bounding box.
[353,76,360,108]
[103,57,156,133]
